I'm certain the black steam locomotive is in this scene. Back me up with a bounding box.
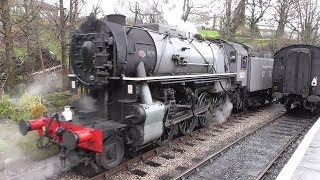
[273,44,320,111]
[19,14,274,172]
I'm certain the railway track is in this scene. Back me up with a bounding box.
[89,105,285,180]
[256,123,309,180]
[180,110,317,180]
[6,104,285,180]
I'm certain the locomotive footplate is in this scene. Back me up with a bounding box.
[68,115,126,130]
[121,73,237,84]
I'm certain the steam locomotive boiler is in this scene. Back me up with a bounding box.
[18,14,273,173]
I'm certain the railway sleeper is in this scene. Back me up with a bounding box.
[130,169,148,177]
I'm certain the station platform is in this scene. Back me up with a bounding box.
[276,116,320,180]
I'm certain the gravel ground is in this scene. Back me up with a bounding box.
[54,171,87,180]
[1,156,60,179]
[106,104,285,180]
[187,110,314,180]
[261,122,312,180]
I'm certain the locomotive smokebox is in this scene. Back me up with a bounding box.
[106,14,126,25]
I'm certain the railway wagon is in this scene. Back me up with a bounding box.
[273,44,320,111]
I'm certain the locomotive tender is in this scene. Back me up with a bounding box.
[273,44,320,111]
[19,14,274,171]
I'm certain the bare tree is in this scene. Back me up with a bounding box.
[181,0,209,22]
[23,0,45,71]
[296,0,320,44]
[0,0,16,86]
[70,0,86,30]
[133,1,139,25]
[220,0,245,40]
[69,0,78,32]
[59,0,68,90]
[246,0,271,37]
[126,0,167,24]
[274,0,294,38]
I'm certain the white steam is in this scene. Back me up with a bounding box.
[0,122,31,174]
[163,2,199,35]
[212,97,233,124]
[0,122,67,178]
[25,73,62,95]
[0,123,24,156]
[12,160,69,180]
[78,96,97,111]
[0,72,63,177]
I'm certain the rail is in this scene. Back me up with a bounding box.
[255,121,311,180]
[171,112,288,180]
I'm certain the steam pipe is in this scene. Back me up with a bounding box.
[137,62,153,104]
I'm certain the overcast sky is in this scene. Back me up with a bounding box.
[45,0,214,33]
[45,0,276,31]
[45,0,219,24]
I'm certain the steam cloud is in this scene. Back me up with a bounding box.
[25,73,62,95]
[0,122,33,176]
[0,123,67,179]
[78,96,98,111]
[0,72,64,178]
[212,97,233,124]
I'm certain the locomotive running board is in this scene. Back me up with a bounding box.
[164,105,210,127]
[122,73,237,83]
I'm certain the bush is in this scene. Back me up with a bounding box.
[0,94,47,123]
[0,95,16,119]
[43,92,72,108]
[19,94,47,118]
[199,30,220,39]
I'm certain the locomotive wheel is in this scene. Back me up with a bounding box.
[96,136,124,170]
[198,92,213,127]
[179,117,197,135]
[157,124,178,145]
[198,111,211,127]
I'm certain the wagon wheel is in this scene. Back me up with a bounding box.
[157,124,178,145]
[197,92,213,127]
[179,116,197,135]
[96,135,124,170]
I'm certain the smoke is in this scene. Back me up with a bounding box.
[25,73,62,96]
[163,2,199,34]
[78,96,97,111]
[11,161,70,180]
[212,97,233,124]
[0,73,63,177]
[0,122,68,179]
[0,121,30,171]
[23,163,60,180]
